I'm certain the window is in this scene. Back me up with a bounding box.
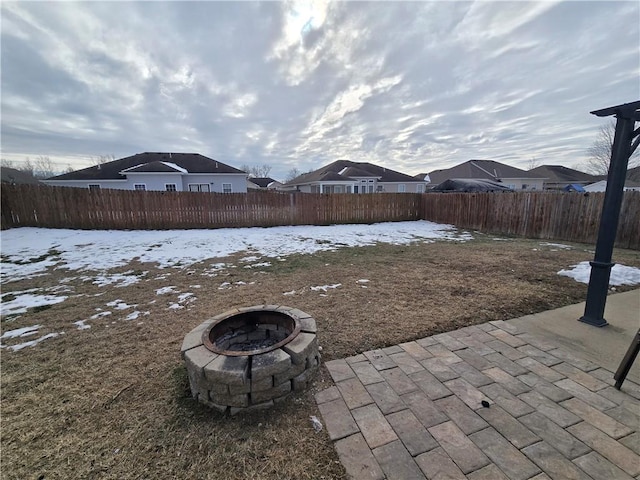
[165,184,177,192]
[188,184,210,192]
[88,184,100,191]
[521,184,528,190]
[310,185,320,193]
[222,183,232,193]
[134,184,146,191]
[417,184,425,193]
[398,184,406,193]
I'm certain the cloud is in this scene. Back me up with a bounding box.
[1,1,638,180]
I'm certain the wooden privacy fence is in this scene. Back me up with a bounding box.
[421,190,640,250]
[0,184,421,230]
[1,185,639,249]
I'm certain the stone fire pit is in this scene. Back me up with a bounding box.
[181,305,320,413]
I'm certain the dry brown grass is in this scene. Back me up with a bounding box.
[2,234,639,479]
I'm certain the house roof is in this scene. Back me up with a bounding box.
[528,165,597,184]
[286,160,421,186]
[1,166,41,185]
[47,153,245,181]
[427,160,545,185]
[248,177,277,188]
[627,166,640,183]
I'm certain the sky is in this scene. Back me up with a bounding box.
[1,1,639,181]
[2,222,639,352]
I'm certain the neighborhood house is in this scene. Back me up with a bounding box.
[44,152,248,193]
[283,160,427,193]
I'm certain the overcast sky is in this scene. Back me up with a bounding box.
[1,1,638,181]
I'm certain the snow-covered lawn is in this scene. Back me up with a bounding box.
[2,221,639,352]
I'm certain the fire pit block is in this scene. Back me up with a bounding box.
[181,305,320,413]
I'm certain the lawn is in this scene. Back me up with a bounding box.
[1,222,639,479]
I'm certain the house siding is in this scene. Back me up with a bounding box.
[44,174,248,193]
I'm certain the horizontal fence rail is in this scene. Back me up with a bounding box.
[1,185,638,249]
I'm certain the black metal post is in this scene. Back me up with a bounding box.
[579,103,638,327]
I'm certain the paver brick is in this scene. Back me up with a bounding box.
[428,421,490,474]
[486,340,526,360]
[484,352,528,376]
[518,390,581,428]
[318,397,359,441]
[466,464,510,480]
[479,383,534,417]
[399,341,433,360]
[444,378,492,410]
[489,320,520,335]
[547,348,598,372]
[604,403,640,431]
[433,333,466,351]
[451,361,493,387]
[409,369,452,400]
[334,433,385,480]
[389,351,425,375]
[477,405,540,449]
[337,377,374,410]
[204,352,249,386]
[522,441,593,480]
[516,356,565,382]
[352,404,398,449]
[426,344,463,364]
[325,359,356,382]
[516,345,562,366]
[597,385,640,409]
[489,328,527,348]
[282,332,317,365]
[385,409,438,456]
[372,440,426,479]
[434,395,488,434]
[380,367,419,395]
[482,367,530,395]
[346,353,367,364]
[402,390,449,428]
[420,357,459,382]
[314,385,341,404]
[364,349,397,371]
[567,421,640,476]
[416,336,438,348]
[477,322,498,333]
[561,397,633,439]
[469,427,540,480]
[514,332,557,351]
[250,379,291,403]
[520,413,590,459]
[573,451,635,480]
[455,347,492,370]
[619,432,640,455]
[250,349,291,381]
[365,381,405,415]
[381,345,403,355]
[518,372,573,402]
[457,336,495,356]
[552,362,608,391]
[351,361,385,385]
[554,378,616,410]
[415,447,465,480]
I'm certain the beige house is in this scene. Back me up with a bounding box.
[418,159,545,191]
[282,160,427,193]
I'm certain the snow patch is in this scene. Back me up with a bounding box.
[311,284,342,292]
[73,320,91,330]
[1,293,68,316]
[1,324,41,339]
[3,332,63,351]
[156,286,179,295]
[558,262,640,286]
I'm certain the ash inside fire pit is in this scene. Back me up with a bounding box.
[204,310,300,356]
[181,306,320,414]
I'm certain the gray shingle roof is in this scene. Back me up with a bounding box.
[528,165,596,184]
[286,160,421,186]
[427,160,545,184]
[47,153,244,181]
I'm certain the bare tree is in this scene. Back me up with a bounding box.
[240,164,272,177]
[585,120,639,175]
[285,167,302,182]
[32,155,57,178]
[91,154,115,166]
[526,157,540,170]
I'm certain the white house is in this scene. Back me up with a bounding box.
[44,152,248,193]
[584,180,640,192]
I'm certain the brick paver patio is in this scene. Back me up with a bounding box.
[315,320,640,480]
